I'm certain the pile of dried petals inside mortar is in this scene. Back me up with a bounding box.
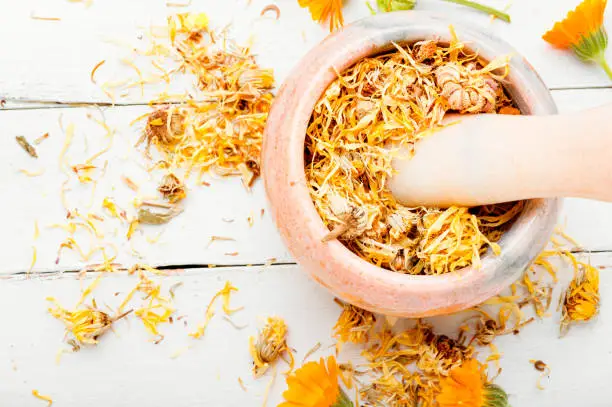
[305,34,524,274]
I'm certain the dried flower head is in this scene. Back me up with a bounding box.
[47,298,132,346]
[415,39,438,62]
[279,356,352,407]
[142,107,186,148]
[158,173,186,203]
[333,300,376,344]
[322,195,369,242]
[249,316,290,377]
[471,318,500,346]
[560,261,600,335]
[435,63,499,113]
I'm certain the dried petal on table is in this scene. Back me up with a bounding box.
[333,299,376,345]
[102,197,125,220]
[261,4,281,19]
[32,390,53,406]
[122,176,139,192]
[120,267,174,337]
[190,281,241,339]
[34,132,50,145]
[529,359,551,390]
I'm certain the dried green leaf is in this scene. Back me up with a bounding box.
[137,206,183,225]
[16,136,38,158]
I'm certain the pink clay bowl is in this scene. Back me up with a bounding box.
[262,12,560,317]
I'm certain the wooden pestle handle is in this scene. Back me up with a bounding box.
[388,104,612,207]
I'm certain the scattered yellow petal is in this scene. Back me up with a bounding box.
[32,390,53,406]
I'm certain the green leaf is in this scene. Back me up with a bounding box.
[376,0,417,12]
[484,383,511,407]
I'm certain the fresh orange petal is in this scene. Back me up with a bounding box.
[543,0,607,48]
[297,0,344,32]
[280,356,341,407]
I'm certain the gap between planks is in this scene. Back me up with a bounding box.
[2,87,612,111]
[3,248,611,278]
[5,248,612,277]
[2,261,300,278]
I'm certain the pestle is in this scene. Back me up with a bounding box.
[388,104,612,207]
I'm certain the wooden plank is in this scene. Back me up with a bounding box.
[2,253,612,407]
[3,88,612,273]
[1,0,611,106]
[0,105,291,274]
[0,265,339,407]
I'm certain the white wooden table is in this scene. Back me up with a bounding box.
[2,1,612,406]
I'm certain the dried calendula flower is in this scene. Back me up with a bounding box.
[119,266,174,339]
[560,261,600,335]
[322,195,368,242]
[261,4,281,19]
[47,298,132,346]
[471,318,500,346]
[436,359,510,407]
[140,106,186,149]
[529,359,551,390]
[333,299,376,345]
[16,135,38,158]
[249,316,291,377]
[102,197,124,219]
[435,63,499,113]
[158,173,186,203]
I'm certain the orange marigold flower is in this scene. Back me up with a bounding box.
[279,356,353,407]
[543,0,612,79]
[298,0,345,32]
[436,359,510,407]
